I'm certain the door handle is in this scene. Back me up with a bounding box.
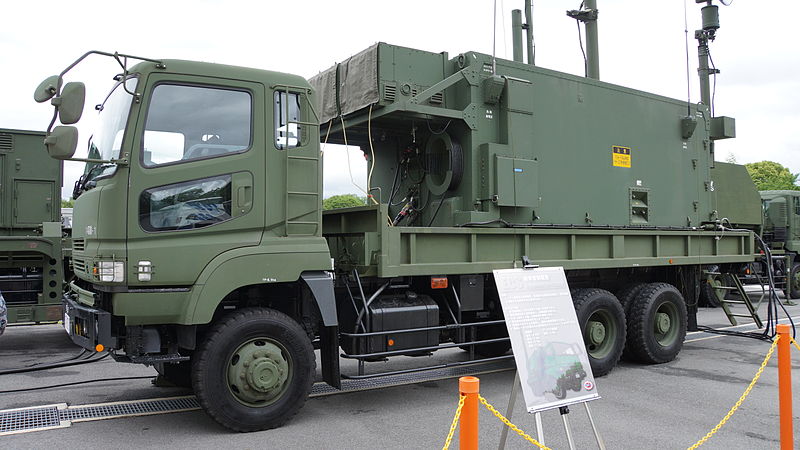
[232,172,254,217]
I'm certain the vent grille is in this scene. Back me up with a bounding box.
[0,133,12,153]
[72,258,87,273]
[383,84,396,102]
[72,239,85,252]
[430,92,444,104]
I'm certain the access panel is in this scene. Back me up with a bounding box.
[13,180,55,226]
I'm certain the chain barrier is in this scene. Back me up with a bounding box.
[442,395,466,450]
[443,335,791,449]
[686,336,779,449]
[478,395,551,449]
[790,336,800,353]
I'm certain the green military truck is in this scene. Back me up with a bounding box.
[35,1,755,431]
[0,128,65,334]
[758,190,800,297]
[701,165,800,306]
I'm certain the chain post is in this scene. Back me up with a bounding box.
[459,376,480,450]
[776,325,794,450]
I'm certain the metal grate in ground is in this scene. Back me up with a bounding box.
[0,358,514,435]
[0,404,68,436]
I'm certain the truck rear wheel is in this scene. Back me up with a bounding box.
[615,282,647,316]
[625,283,687,364]
[192,308,315,432]
[788,263,800,299]
[572,288,626,377]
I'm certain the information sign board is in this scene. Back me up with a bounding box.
[493,267,600,413]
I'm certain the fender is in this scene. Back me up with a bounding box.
[184,238,332,325]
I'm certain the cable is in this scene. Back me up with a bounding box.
[366,104,378,206]
[338,115,369,199]
[575,2,587,77]
[0,376,153,394]
[0,352,109,376]
[708,46,717,117]
[426,119,452,135]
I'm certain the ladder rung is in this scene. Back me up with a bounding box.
[288,191,319,196]
[705,272,722,275]
[730,314,758,318]
[722,300,747,304]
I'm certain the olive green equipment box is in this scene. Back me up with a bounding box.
[0,128,65,324]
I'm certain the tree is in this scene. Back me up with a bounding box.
[744,161,799,191]
[61,199,74,208]
[323,194,366,210]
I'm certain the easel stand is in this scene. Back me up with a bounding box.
[498,371,606,450]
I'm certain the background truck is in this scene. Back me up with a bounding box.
[0,128,66,332]
[35,0,757,432]
[700,165,799,307]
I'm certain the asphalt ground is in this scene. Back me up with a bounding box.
[1,290,798,449]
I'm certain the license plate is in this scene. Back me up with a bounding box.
[63,311,71,336]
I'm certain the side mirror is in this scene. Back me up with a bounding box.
[56,82,86,125]
[34,75,60,103]
[44,126,79,160]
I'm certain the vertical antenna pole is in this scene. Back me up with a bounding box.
[524,0,535,65]
[584,0,600,79]
[512,10,524,62]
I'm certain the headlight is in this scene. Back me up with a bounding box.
[93,261,125,282]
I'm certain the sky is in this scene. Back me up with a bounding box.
[0,0,797,200]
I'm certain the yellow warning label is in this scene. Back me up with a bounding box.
[612,146,631,168]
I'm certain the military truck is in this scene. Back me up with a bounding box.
[0,128,66,330]
[700,165,799,306]
[35,1,755,431]
[755,190,800,298]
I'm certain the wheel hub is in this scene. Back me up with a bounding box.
[588,320,606,346]
[228,339,290,406]
[656,312,671,335]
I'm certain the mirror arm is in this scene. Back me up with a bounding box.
[65,157,129,166]
[46,50,165,133]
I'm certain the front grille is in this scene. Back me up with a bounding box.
[72,239,85,252]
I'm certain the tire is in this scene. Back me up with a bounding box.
[625,283,687,364]
[699,265,724,307]
[788,263,800,299]
[572,288,626,377]
[192,308,315,432]
[155,360,193,389]
[615,282,648,317]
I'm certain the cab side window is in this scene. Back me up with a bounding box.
[794,197,800,216]
[274,91,301,149]
[142,84,252,167]
[140,175,232,231]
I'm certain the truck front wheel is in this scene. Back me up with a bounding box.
[572,289,626,377]
[192,308,315,432]
[788,263,800,299]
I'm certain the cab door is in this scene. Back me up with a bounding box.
[126,74,265,286]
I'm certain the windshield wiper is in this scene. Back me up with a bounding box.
[72,163,117,199]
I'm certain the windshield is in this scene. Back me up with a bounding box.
[85,77,138,177]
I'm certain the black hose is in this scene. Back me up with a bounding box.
[0,352,109,376]
[0,376,153,394]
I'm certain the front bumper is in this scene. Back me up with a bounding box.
[63,294,115,351]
